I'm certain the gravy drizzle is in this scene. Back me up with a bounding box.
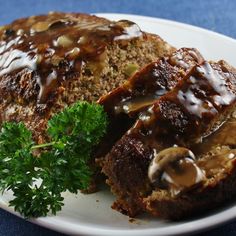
[0,12,143,103]
[140,61,236,194]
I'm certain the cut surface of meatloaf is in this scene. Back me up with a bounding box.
[0,12,175,143]
[99,48,204,117]
[102,59,236,219]
[96,48,204,158]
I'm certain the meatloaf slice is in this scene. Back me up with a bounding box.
[99,48,204,117]
[102,60,236,219]
[96,48,204,158]
[0,12,175,143]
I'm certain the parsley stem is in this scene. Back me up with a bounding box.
[31,141,56,150]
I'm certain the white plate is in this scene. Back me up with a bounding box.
[1,13,236,236]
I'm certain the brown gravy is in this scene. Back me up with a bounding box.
[163,157,205,196]
[137,61,236,150]
[144,62,236,195]
[151,118,236,195]
[114,94,159,114]
[195,118,236,177]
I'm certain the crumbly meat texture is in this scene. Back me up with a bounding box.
[102,60,236,219]
[0,12,175,144]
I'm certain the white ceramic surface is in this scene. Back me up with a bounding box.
[1,13,236,236]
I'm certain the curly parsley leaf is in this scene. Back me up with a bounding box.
[0,102,108,218]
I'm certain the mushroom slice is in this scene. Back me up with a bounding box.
[148,147,206,196]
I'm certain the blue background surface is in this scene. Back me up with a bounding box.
[0,0,236,235]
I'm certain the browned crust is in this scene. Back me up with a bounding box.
[102,135,153,216]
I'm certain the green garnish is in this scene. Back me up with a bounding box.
[0,101,107,218]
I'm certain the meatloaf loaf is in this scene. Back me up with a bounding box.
[0,12,175,143]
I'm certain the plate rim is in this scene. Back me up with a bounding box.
[1,13,236,236]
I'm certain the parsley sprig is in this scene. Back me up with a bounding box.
[0,102,107,218]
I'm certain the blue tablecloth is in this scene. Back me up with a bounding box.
[0,0,236,235]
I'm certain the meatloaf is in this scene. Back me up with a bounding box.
[102,59,236,219]
[0,12,175,143]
